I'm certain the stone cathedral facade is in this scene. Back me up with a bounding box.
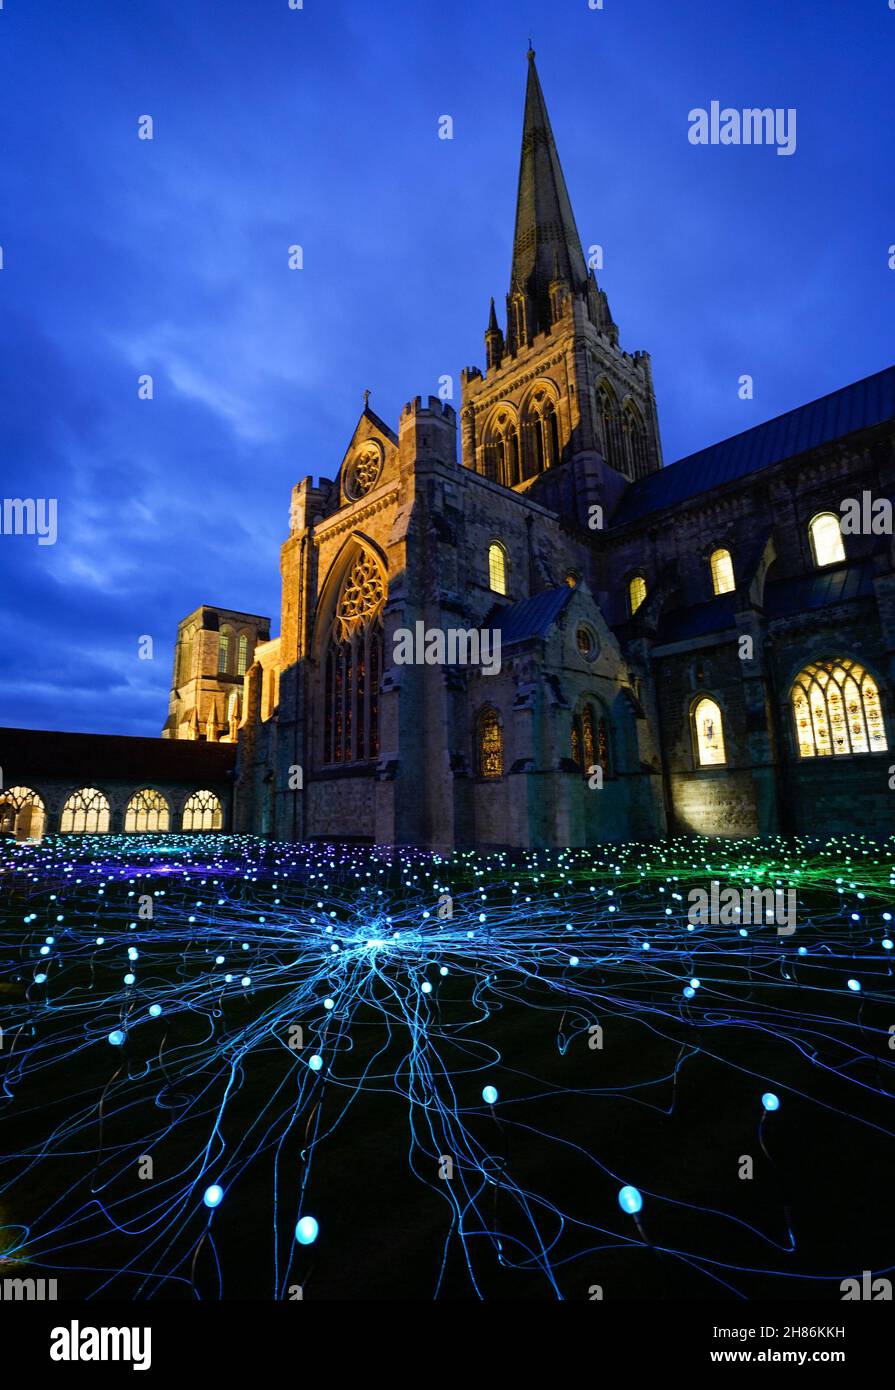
[167,50,895,851]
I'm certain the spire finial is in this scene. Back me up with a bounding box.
[363,389,371,408]
[528,36,535,59]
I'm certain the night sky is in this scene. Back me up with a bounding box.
[1,0,892,736]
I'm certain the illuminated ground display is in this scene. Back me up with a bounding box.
[1,834,893,1301]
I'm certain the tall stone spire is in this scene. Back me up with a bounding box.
[509,47,588,340]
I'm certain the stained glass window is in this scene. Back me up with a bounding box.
[478,708,503,777]
[629,574,647,615]
[693,697,726,766]
[791,659,887,757]
[582,705,595,771]
[809,512,846,568]
[237,634,248,675]
[710,548,735,595]
[218,631,230,673]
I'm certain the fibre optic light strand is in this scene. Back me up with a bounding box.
[0,832,893,1299]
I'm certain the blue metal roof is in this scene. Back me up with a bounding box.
[655,594,737,642]
[763,558,875,617]
[650,560,874,642]
[488,585,574,645]
[612,365,895,526]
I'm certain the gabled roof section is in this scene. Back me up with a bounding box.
[338,404,397,472]
[612,365,895,527]
[488,584,574,646]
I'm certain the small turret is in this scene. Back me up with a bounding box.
[484,297,504,371]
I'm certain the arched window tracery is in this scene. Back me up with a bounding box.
[125,788,170,832]
[791,659,887,758]
[324,548,386,765]
[182,789,223,831]
[60,787,111,833]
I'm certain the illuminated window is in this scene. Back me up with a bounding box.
[0,786,45,840]
[324,547,385,764]
[237,634,248,675]
[60,787,110,833]
[580,704,595,772]
[572,704,610,776]
[182,789,223,831]
[488,542,508,595]
[809,512,846,568]
[791,659,887,758]
[693,697,726,766]
[125,788,170,832]
[629,574,647,615]
[710,548,735,595]
[478,708,503,777]
[218,630,231,673]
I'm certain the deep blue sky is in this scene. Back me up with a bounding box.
[1,0,892,736]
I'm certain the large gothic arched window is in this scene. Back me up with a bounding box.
[521,388,560,479]
[61,787,110,833]
[598,383,625,474]
[324,547,386,765]
[182,789,223,831]
[483,410,520,487]
[125,788,170,832]
[791,659,887,758]
[571,703,611,778]
[623,402,650,480]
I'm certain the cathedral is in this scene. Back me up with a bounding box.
[7,50,891,850]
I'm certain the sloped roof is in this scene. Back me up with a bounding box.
[488,584,574,645]
[763,557,875,617]
[655,594,737,643]
[612,364,895,526]
[0,728,236,783]
[651,559,875,642]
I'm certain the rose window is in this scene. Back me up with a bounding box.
[346,447,383,499]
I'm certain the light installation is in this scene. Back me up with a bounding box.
[0,832,893,1299]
